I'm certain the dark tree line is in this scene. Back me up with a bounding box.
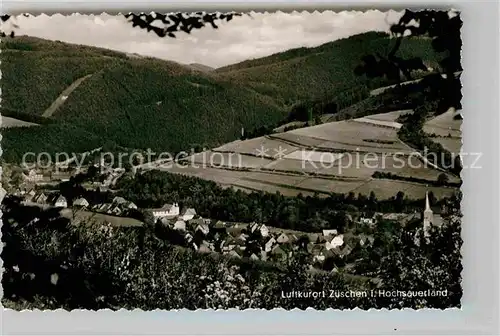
[117,170,458,233]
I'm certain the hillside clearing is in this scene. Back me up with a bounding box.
[42,74,94,117]
[1,116,39,128]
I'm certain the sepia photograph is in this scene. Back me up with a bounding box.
[0,9,463,310]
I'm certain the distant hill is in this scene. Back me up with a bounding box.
[189,63,215,72]
[216,32,438,104]
[1,33,438,163]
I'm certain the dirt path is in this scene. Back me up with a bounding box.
[42,74,93,117]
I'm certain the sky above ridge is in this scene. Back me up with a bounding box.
[5,10,402,68]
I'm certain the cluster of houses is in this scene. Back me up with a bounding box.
[22,168,73,184]
[91,196,138,216]
[309,229,375,265]
[148,203,376,266]
[18,189,68,208]
[89,167,126,189]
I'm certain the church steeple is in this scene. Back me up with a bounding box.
[425,191,431,212]
[423,191,433,237]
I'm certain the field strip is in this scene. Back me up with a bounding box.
[351,178,444,195]
[258,166,368,182]
[270,134,410,154]
[210,149,277,160]
[235,177,331,196]
[266,134,315,149]
[42,73,94,117]
[260,166,369,181]
[352,117,402,130]
[272,125,405,152]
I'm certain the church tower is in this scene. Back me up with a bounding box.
[423,191,433,237]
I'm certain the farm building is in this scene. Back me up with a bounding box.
[73,197,90,208]
[149,203,180,219]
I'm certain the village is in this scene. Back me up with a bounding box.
[0,161,453,273]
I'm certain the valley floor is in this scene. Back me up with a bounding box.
[139,109,461,200]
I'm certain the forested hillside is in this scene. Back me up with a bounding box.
[1,32,438,162]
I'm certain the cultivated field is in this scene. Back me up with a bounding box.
[423,108,462,138]
[429,137,462,154]
[268,133,326,148]
[315,140,411,155]
[352,117,402,129]
[286,119,409,153]
[213,136,300,159]
[294,178,367,194]
[362,109,413,122]
[283,150,345,163]
[264,152,458,183]
[147,110,460,200]
[423,108,462,155]
[185,151,274,169]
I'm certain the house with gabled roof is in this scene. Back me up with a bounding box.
[264,237,277,252]
[173,220,186,231]
[111,205,122,216]
[223,238,237,252]
[322,229,338,237]
[214,220,226,229]
[195,223,210,236]
[54,195,67,208]
[249,222,259,233]
[199,241,212,253]
[124,201,137,209]
[227,226,243,238]
[238,233,249,241]
[180,207,197,221]
[228,249,242,259]
[250,223,269,237]
[250,253,259,261]
[112,196,127,205]
[276,232,289,244]
[259,224,269,237]
[73,197,89,208]
[24,188,37,202]
[325,234,344,250]
[24,169,44,183]
[189,217,204,227]
[33,192,48,204]
[184,232,194,243]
